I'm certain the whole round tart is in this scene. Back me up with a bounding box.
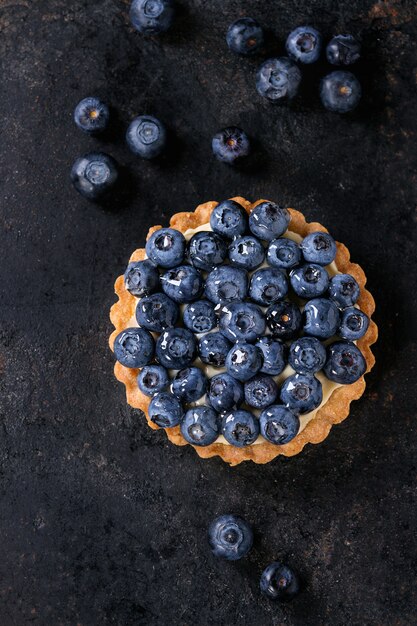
[109,197,377,465]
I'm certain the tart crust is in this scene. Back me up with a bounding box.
[109,198,378,465]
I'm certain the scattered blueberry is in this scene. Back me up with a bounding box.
[339,307,369,340]
[267,237,301,270]
[303,297,340,339]
[198,332,232,368]
[288,337,326,374]
[300,231,336,266]
[324,340,366,384]
[136,292,179,332]
[171,366,208,402]
[188,231,228,271]
[208,514,253,560]
[126,115,167,158]
[249,267,288,305]
[180,406,220,446]
[226,17,264,56]
[326,34,361,66]
[219,301,265,343]
[183,300,217,334]
[256,57,302,102]
[73,97,109,134]
[260,562,299,601]
[286,26,322,64]
[226,343,263,382]
[249,202,290,241]
[266,301,302,340]
[320,71,362,113]
[124,260,160,297]
[145,228,186,268]
[244,374,278,409]
[210,200,248,239]
[137,364,169,396]
[161,265,203,303]
[204,266,248,304]
[222,410,260,446]
[290,263,330,298]
[113,327,155,368]
[328,273,360,309]
[280,373,323,414]
[212,127,250,165]
[130,0,175,35]
[256,337,286,376]
[260,405,300,445]
[208,373,244,413]
[71,152,118,201]
[148,392,183,428]
[155,327,197,369]
[228,235,265,271]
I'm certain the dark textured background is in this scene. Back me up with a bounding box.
[0,0,416,624]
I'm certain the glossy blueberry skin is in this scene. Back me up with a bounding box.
[226,17,264,56]
[286,26,322,64]
[219,302,265,343]
[124,260,159,297]
[161,265,203,303]
[155,328,197,369]
[266,301,302,340]
[328,273,360,309]
[208,514,253,560]
[180,406,220,446]
[212,127,250,165]
[188,231,227,271]
[126,115,167,158]
[267,237,301,270]
[249,202,290,242]
[148,392,183,428]
[288,337,326,374]
[137,364,169,396]
[260,562,299,601]
[303,297,340,339]
[256,57,302,102]
[171,366,208,402]
[320,71,362,113]
[280,373,323,414]
[136,293,179,332]
[290,263,330,298]
[183,300,217,334]
[145,228,186,268]
[198,332,232,368]
[256,336,286,376]
[259,405,300,445]
[210,200,248,239]
[74,97,109,134]
[339,307,369,340]
[204,266,248,304]
[113,327,154,368]
[130,0,175,35]
[249,267,288,306]
[71,153,118,201]
[300,231,336,266]
[208,373,244,413]
[226,343,263,382]
[244,374,278,409]
[324,340,366,384]
[326,34,361,66]
[228,236,265,270]
[222,410,260,447]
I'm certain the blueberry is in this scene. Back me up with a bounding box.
[288,337,326,374]
[148,392,183,428]
[266,301,302,340]
[180,406,220,446]
[208,373,244,413]
[280,373,323,414]
[267,237,301,270]
[256,57,301,102]
[71,153,118,201]
[249,202,290,241]
[130,0,175,35]
[212,127,250,165]
[126,115,167,159]
[260,562,299,601]
[198,332,232,368]
[183,300,217,334]
[137,364,169,396]
[74,97,109,134]
[145,228,186,268]
[219,302,265,343]
[228,236,265,270]
[324,341,366,384]
[286,26,322,64]
[113,327,154,368]
[124,260,159,297]
[155,328,197,369]
[303,297,340,339]
[205,266,248,304]
[222,410,260,447]
[136,293,179,331]
[161,265,203,303]
[188,231,227,271]
[244,374,278,409]
[208,514,253,560]
[328,274,360,309]
[226,343,263,382]
[300,232,336,266]
[171,366,208,403]
[320,71,361,113]
[226,17,264,56]
[259,406,300,445]
[326,34,361,66]
[290,263,330,298]
[210,200,248,239]
[249,267,288,305]
[256,337,286,376]
[339,307,369,340]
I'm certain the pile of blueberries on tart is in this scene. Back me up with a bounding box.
[110,197,377,465]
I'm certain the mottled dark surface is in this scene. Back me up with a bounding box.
[0,1,416,624]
